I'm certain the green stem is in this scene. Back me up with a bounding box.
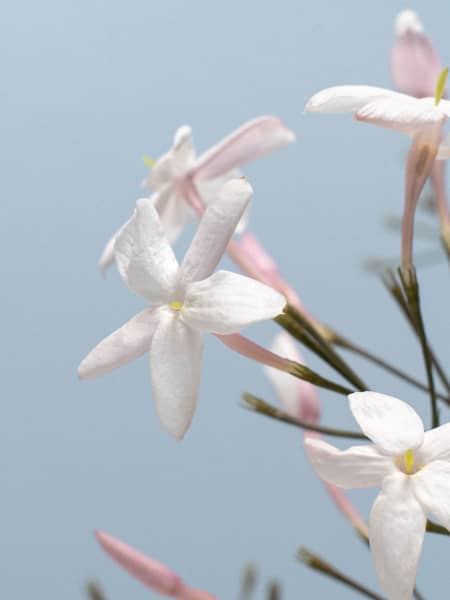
[85,582,107,600]
[398,267,439,428]
[242,393,366,440]
[282,305,367,391]
[333,333,450,405]
[426,519,449,536]
[297,548,385,600]
[382,269,450,395]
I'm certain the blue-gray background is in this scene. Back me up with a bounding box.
[1,1,449,598]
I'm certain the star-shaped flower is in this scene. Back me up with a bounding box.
[79,178,286,439]
[99,117,295,274]
[305,82,450,274]
[96,531,217,599]
[305,391,450,600]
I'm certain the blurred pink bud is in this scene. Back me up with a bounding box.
[391,10,442,98]
[190,116,295,182]
[265,332,320,423]
[96,531,218,600]
[216,332,294,372]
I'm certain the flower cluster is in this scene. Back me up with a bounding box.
[79,9,450,600]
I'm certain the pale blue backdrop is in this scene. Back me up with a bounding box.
[1,1,449,598]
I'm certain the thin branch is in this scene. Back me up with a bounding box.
[297,547,385,600]
[398,267,439,428]
[242,393,367,440]
[279,305,367,391]
[382,268,450,395]
[333,333,449,405]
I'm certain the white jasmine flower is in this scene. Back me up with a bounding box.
[305,83,450,274]
[99,117,295,275]
[79,179,285,439]
[305,391,450,600]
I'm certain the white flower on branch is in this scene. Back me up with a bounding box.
[305,391,450,600]
[99,117,295,275]
[79,178,286,439]
[305,82,450,275]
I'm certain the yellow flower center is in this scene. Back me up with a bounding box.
[404,449,414,474]
[170,301,183,311]
[395,449,422,475]
[434,67,449,105]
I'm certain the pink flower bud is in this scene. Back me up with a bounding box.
[95,531,217,599]
[391,10,442,98]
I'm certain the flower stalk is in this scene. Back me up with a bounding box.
[297,548,385,600]
[276,305,367,391]
[242,393,367,440]
[397,267,439,426]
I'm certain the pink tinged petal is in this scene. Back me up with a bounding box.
[150,308,203,440]
[349,392,424,455]
[413,460,450,530]
[265,332,320,422]
[304,438,392,488]
[369,472,426,600]
[355,96,446,136]
[234,232,281,285]
[181,270,285,335]
[176,179,252,293]
[190,116,295,182]
[304,85,403,113]
[115,197,179,304]
[391,11,442,99]
[419,423,450,463]
[95,531,188,597]
[78,309,158,380]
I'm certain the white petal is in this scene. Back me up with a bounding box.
[395,10,424,36]
[413,460,450,530]
[191,116,295,182]
[154,189,193,243]
[148,126,195,188]
[150,308,203,440]
[197,171,250,234]
[304,437,392,488]
[419,97,450,117]
[304,85,403,113]
[264,332,319,422]
[176,179,252,292]
[181,270,285,334]
[78,308,158,380]
[115,197,179,303]
[98,232,119,277]
[171,125,196,172]
[349,392,424,455]
[419,423,450,463]
[369,472,426,600]
[355,96,446,135]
